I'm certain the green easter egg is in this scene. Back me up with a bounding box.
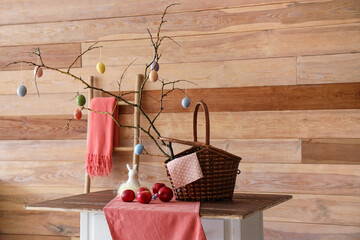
[76,94,86,106]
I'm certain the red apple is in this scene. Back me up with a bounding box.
[121,190,135,202]
[152,183,166,195]
[136,188,152,204]
[158,187,173,202]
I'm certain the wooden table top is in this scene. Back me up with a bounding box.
[26,190,291,219]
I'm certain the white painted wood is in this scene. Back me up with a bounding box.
[81,211,264,240]
[201,218,224,240]
[93,213,112,240]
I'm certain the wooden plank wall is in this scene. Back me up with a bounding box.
[0,0,359,239]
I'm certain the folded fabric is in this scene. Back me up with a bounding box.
[104,196,207,240]
[166,152,203,188]
[86,97,119,177]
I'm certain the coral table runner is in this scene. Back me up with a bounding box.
[104,196,207,240]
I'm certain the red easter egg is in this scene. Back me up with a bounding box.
[74,109,82,120]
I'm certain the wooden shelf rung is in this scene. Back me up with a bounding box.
[113,147,134,152]
[117,101,134,106]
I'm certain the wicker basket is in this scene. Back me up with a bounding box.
[160,101,241,202]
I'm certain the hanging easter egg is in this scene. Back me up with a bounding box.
[134,143,144,155]
[76,94,86,106]
[74,109,82,120]
[34,66,43,78]
[96,62,105,74]
[150,61,159,71]
[149,70,158,82]
[17,84,27,97]
[182,97,191,108]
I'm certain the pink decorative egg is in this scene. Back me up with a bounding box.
[34,66,43,78]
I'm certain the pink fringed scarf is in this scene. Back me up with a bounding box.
[86,97,119,177]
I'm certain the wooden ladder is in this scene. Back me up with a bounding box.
[84,74,143,193]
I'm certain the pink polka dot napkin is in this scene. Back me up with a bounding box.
[166,153,203,188]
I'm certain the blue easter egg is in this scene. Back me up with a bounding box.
[134,144,144,155]
[17,84,27,97]
[150,61,159,71]
[181,97,191,108]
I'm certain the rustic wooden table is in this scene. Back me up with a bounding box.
[26,190,291,240]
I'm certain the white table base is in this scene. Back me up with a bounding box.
[80,211,264,240]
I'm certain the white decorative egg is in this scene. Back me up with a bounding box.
[182,97,191,108]
[17,84,27,97]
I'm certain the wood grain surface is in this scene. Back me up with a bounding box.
[237,163,360,195]
[297,53,360,84]
[113,82,360,113]
[264,221,360,240]
[0,235,71,240]
[25,189,291,219]
[82,23,360,67]
[0,115,87,140]
[264,194,360,226]
[0,0,321,25]
[0,210,79,236]
[1,0,359,46]
[302,139,360,164]
[117,110,360,139]
[0,57,296,94]
[0,43,81,71]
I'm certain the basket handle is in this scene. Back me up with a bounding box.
[193,101,210,145]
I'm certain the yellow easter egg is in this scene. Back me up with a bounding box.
[96,62,105,74]
[149,70,158,82]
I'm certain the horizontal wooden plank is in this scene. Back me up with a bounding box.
[0,235,71,240]
[118,110,360,140]
[0,210,79,236]
[4,159,359,196]
[0,43,81,71]
[0,138,299,164]
[0,159,167,189]
[237,163,360,195]
[0,93,87,116]
[0,140,86,161]
[1,0,359,46]
[0,160,85,187]
[0,57,296,94]
[115,82,360,113]
[116,138,301,164]
[0,115,87,140]
[264,221,360,240]
[0,185,109,211]
[0,67,90,95]
[297,53,360,84]
[264,194,360,226]
[82,23,360,67]
[302,139,360,164]
[0,0,315,25]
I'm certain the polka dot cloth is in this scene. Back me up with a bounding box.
[166,153,203,188]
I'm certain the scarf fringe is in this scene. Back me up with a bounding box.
[86,153,112,178]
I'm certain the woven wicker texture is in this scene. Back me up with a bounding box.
[162,101,241,202]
